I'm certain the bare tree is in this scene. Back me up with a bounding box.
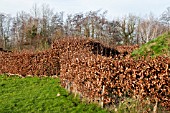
[0,13,5,48]
[50,12,64,39]
[117,14,137,45]
[137,14,168,44]
[0,13,13,49]
[10,11,31,49]
[160,7,170,30]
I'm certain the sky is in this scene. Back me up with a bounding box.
[0,0,169,19]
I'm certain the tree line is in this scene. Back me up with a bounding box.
[0,4,169,50]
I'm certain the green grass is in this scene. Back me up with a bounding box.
[0,75,108,113]
[132,32,170,58]
[0,75,168,113]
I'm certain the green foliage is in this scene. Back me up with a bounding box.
[0,75,108,113]
[132,32,170,58]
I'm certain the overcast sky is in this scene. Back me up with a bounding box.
[0,0,169,19]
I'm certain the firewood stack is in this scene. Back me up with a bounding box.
[116,45,139,54]
[54,37,170,110]
[0,49,60,76]
[0,37,169,110]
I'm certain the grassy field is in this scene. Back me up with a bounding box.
[132,32,170,58]
[0,75,108,113]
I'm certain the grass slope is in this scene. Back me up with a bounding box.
[132,32,170,57]
[0,75,108,113]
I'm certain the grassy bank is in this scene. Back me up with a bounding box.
[0,75,108,113]
[132,32,170,58]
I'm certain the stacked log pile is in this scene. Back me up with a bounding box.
[0,49,60,76]
[0,37,170,110]
[53,38,170,110]
[116,45,139,54]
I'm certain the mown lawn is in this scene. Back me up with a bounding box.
[0,75,108,113]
